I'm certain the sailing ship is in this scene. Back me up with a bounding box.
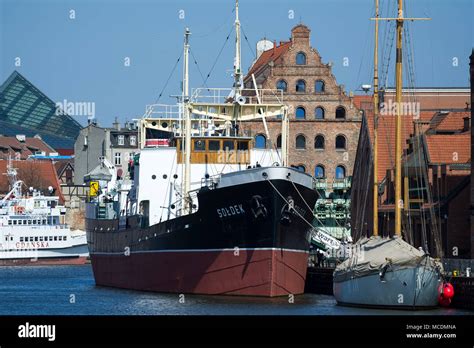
[333,0,445,308]
[0,158,88,265]
[85,1,318,297]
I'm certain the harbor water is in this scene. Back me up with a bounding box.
[0,265,472,315]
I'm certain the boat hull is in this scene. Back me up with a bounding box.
[91,248,308,296]
[0,244,90,266]
[333,265,442,309]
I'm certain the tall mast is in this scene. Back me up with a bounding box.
[183,27,191,214]
[234,0,242,93]
[372,1,430,237]
[394,0,403,236]
[372,0,379,236]
[232,0,242,128]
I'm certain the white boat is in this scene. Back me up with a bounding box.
[0,159,88,265]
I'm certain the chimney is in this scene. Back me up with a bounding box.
[463,116,470,132]
[16,134,26,142]
[113,117,120,130]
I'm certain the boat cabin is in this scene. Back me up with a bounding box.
[174,136,252,165]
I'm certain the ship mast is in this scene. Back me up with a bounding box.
[232,0,243,128]
[394,0,404,236]
[234,0,242,93]
[373,0,430,236]
[373,0,379,236]
[183,27,191,214]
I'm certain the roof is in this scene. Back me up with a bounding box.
[54,160,74,177]
[0,135,56,160]
[0,71,82,149]
[353,94,472,181]
[246,41,292,77]
[0,160,64,203]
[429,111,470,132]
[425,132,471,164]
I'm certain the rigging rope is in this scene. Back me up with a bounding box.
[153,52,182,105]
[189,48,210,91]
[200,26,234,89]
[240,24,256,60]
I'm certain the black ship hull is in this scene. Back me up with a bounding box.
[86,168,318,296]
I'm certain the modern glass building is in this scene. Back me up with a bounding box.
[0,71,82,152]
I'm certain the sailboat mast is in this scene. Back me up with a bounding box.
[373,0,379,236]
[394,0,403,236]
[183,27,191,214]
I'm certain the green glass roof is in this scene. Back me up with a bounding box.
[0,71,82,148]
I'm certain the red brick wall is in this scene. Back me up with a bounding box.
[243,25,361,181]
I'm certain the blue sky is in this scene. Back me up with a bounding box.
[0,0,472,127]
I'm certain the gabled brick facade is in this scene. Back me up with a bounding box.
[241,24,361,181]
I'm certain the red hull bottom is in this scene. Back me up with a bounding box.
[91,249,309,297]
[0,256,89,266]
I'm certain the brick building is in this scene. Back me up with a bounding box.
[351,86,471,258]
[240,24,361,182]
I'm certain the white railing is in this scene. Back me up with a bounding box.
[191,88,284,105]
[143,104,181,119]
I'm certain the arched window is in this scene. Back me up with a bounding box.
[315,107,325,120]
[315,135,325,149]
[315,80,325,92]
[255,134,266,149]
[336,106,346,119]
[296,79,306,92]
[335,165,346,179]
[296,52,306,65]
[276,134,282,149]
[293,164,306,172]
[296,134,306,149]
[295,106,306,120]
[315,165,325,178]
[276,80,287,92]
[335,135,346,150]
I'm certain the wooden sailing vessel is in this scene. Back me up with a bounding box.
[333,0,444,308]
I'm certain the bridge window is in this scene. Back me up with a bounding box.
[194,140,205,151]
[209,140,220,151]
[223,140,235,151]
[237,141,249,151]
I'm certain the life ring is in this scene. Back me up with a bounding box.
[14,206,25,214]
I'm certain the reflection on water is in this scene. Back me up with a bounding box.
[0,265,471,315]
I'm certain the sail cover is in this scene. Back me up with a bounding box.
[333,236,442,283]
